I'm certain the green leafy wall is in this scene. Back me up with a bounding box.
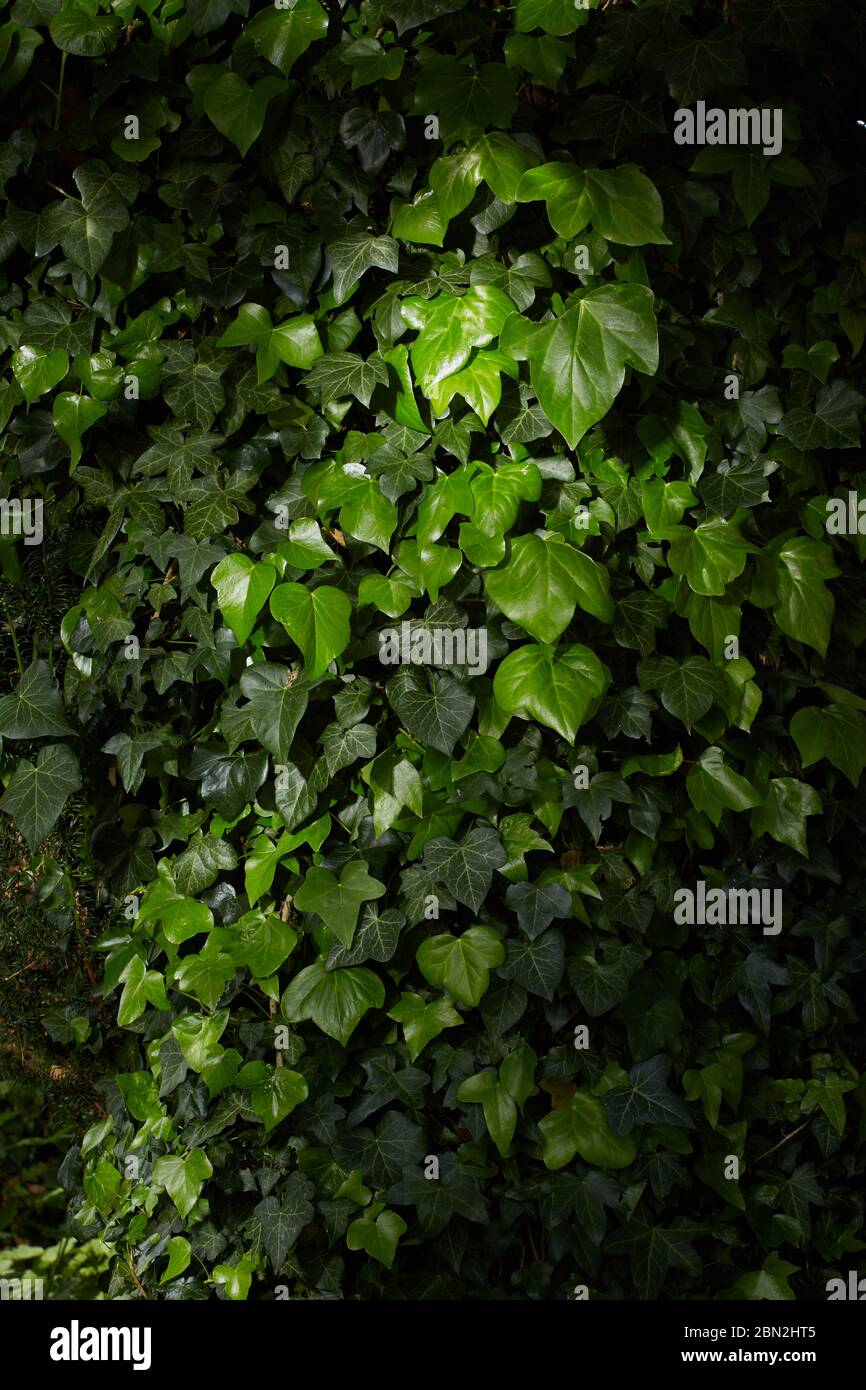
[1,0,865,1299]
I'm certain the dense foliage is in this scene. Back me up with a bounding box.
[1,0,865,1300]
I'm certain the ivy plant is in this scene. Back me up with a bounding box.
[1,0,866,1301]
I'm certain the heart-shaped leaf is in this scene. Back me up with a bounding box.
[503,283,658,448]
[202,73,287,156]
[295,861,386,947]
[211,553,276,646]
[270,582,353,679]
[52,392,108,470]
[493,643,610,740]
[12,344,67,403]
[0,743,81,850]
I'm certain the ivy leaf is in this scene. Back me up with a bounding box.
[202,74,287,156]
[458,1070,516,1157]
[568,942,645,1017]
[304,352,389,407]
[504,32,569,87]
[733,154,771,226]
[342,1109,425,1187]
[46,198,117,275]
[276,519,335,570]
[493,643,610,741]
[211,554,276,646]
[12,344,67,403]
[239,665,308,762]
[604,1056,693,1135]
[244,0,327,73]
[329,229,399,303]
[117,956,168,1027]
[598,689,654,742]
[429,147,483,222]
[401,286,514,395]
[779,381,864,451]
[136,861,214,944]
[163,363,226,429]
[321,722,378,778]
[211,1255,256,1301]
[281,958,386,1046]
[729,1253,799,1302]
[327,904,405,970]
[568,93,666,157]
[790,705,866,788]
[172,949,235,1011]
[255,1177,316,1270]
[667,518,754,597]
[381,0,467,37]
[218,303,323,382]
[160,1237,192,1285]
[388,992,463,1061]
[517,163,668,244]
[173,834,237,897]
[341,107,405,176]
[750,778,821,856]
[338,476,397,552]
[498,927,565,1000]
[358,573,418,619]
[504,284,658,448]
[504,882,571,939]
[152,1149,213,1219]
[387,668,474,755]
[754,538,839,658]
[416,925,505,1007]
[230,912,298,979]
[485,532,613,640]
[468,460,542,539]
[392,190,447,247]
[0,743,81,850]
[361,749,424,836]
[638,655,727,731]
[187,747,269,821]
[614,591,669,657]
[514,0,592,37]
[343,37,405,88]
[0,660,73,738]
[238,1062,309,1133]
[270,583,353,679]
[49,4,121,56]
[295,862,387,948]
[735,950,788,1034]
[346,1207,407,1268]
[539,1091,636,1170]
[274,761,318,832]
[428,349,517,426]
[413,56,517,140]
[640,26,746,103]
[385,1154,488,1236]
[186,0,235,36]
[698,458,776,516]
[606,1216,701,1300]
[686,746,762,826]
[182,490,238,542]
[52,392,108,470]
[420,825,507,912]
[723,385,784,455]
[171,1012,229,1073]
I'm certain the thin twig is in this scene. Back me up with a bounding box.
[127,1248,149,1300]
[756,1120,809,1163]
[1,596,25,675]
[54,51,67,131]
